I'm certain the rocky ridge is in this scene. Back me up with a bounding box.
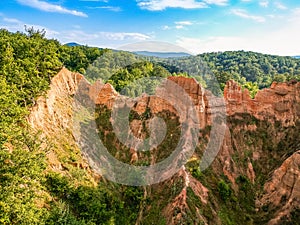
[224,80,300,126]
[28,68,300,224]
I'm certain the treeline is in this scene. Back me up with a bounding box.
[148,51,300,96]
[0,27,105,107]
[84,51,212,97]
[84,50,300,98]
[84,51,181,97]
[199,51,300,88]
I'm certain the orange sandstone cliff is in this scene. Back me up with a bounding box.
[28,68,300,225]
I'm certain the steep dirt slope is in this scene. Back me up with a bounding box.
[27,68,95,182]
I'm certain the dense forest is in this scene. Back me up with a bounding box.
[200,51,300,87]
[154,51,300,96]
[1,28,300,224]
[83,49,300,98]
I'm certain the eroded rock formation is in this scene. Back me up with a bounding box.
[28,68,91,175]
[28,68,300,224]
[224,80,300,126]
[259,151,300,224]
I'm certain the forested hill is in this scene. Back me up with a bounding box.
[199,51,300,88]
[59,41,300,93]
[83,50,300,98]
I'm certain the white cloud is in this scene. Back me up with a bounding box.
[291,8,300,19]
[57,30,151,45]
[136,0,229,10]
[100,32,151,41]
[0,13,151,49]
[16,0,88,17]
[176,36,248,54]
[80,0,108,2]
[175,21,193,25]
[0,14,60,37]
[176,9,300,56]
[162,25,171,30]
[87,6,122,12]
[136,0,208,11]
[53,30,152,49]
[231,9,266,22]
[203,0,228,6]
[274,2,287,10]
[1,22,59,37]
[175,25,184,29]
[162,21,193,30]
[259,1,268,7]
[3,17,22,24]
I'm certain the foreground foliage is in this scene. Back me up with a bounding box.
[0,28,148,224]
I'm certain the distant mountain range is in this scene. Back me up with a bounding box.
[65,42,81,47]
[133,51,191,58]
[65,43,300,59]
[65,43,191,58]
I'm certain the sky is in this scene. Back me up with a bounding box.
[0,0,300,55]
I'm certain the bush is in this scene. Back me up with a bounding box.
[218,180,232,202]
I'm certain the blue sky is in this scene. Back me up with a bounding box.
[0,0,300,55]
